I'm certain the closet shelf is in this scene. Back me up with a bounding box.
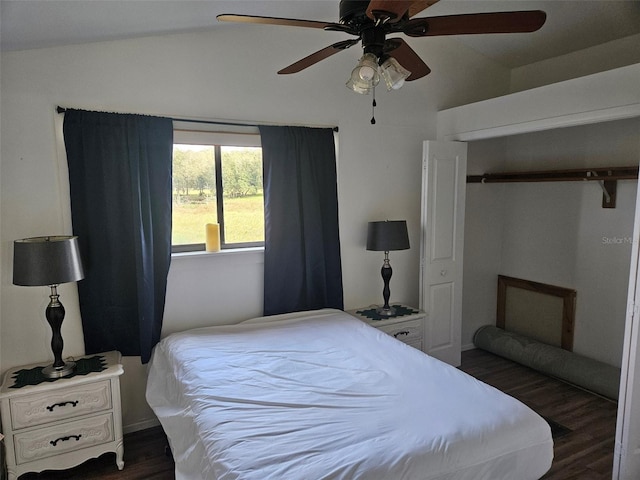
[437,64,640,141]
[467,166,638,184]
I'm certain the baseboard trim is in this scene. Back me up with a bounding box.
[123,417,161,434]
[462,343,476,352]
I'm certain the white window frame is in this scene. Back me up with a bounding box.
[172,122,263,253]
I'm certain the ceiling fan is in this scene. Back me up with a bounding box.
[217,0,547,94]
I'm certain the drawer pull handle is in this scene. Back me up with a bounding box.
[46,400,79,412]
[394,331,410,338]
[50,434,82,447]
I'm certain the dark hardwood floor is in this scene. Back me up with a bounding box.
[459,348,618,480]
[21,348,617,479]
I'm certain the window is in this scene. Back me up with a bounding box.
[172,126,264,252]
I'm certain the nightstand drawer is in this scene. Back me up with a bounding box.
[377,319,423,344]
[348,306,426,353]
[14,412,114,464]
[9,380,112,430]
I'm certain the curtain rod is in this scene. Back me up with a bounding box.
[56,106,339,132]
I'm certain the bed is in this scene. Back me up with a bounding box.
[146,309,553,480]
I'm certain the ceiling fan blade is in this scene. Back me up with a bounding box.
[217,14,334,30]
[366,0,414,22]
[384,38,431,81]
[405,11,546,37]
[278,39,360,75]
[407,0,440,18]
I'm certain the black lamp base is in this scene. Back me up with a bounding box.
[44,286,75,379]
[378,253,395,316]
[42,360,76,379]
[376,305,397,316]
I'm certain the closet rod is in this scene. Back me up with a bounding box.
[468,166,638,183]
[56,106,339,132]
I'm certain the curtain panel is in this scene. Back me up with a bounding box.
[63,109,173,363]
[259,125,343,315]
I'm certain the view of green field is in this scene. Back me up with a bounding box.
[172,144,264,247]
[172,194,264,245]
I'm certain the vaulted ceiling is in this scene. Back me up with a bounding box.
[2,1,640,69]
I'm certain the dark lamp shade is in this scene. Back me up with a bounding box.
[13,236,85,286]
[366,221,410,252]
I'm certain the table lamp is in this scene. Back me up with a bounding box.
[366,220,410,316]
[13,236,85,378]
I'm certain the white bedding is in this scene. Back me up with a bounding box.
[146,309,553,480]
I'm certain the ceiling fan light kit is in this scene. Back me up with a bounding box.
[218,0,546,113]
[346,52,381,94]
[380,56,411,91]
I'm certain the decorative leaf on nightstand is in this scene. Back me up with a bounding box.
[10,356,106,389]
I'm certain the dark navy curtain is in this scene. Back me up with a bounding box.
[63,109,173,363]
[259,126,343,315]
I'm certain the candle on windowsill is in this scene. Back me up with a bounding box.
[205,223,221,252]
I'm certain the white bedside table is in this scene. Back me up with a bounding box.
[0,351,124,480]
[347,304,427,351]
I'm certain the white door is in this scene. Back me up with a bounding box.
[614,161,640,479]
[419,141,467,367]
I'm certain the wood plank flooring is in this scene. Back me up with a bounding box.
[459,348,618,479]
[20,348,617,479]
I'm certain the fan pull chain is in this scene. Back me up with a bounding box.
[370,86,376,125]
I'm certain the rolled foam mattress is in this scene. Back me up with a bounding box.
[474,325,620,400]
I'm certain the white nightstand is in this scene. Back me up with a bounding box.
[347,304,426,351]
[0,351,124,480]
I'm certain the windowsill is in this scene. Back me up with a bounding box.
[171,246,264,259]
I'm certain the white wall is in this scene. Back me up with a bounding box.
[462,118,639,367]
[0,27,510,431]
[462,138,506,346]
[510,33,640,93]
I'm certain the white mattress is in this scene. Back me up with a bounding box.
[146,309,553,480]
